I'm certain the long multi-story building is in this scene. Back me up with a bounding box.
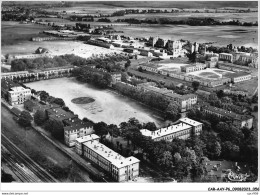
[180,63,207,73]
[202,105,253,129]
[63,118,94,147]
[138,84,197,112]
[140,117,202,141]
[86,39,114,49]
[225,72,252,83]
[1,78,31,105]
[165,93,197,112]
[1,66,75,81]
[218,61,251,72]
[81,136,140,182]
[219,53,233,62]
[75,134,100,155]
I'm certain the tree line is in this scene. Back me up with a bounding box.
[115,17,258,26]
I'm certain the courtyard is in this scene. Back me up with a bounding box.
[186,68,235,80]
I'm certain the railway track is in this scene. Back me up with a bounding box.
[1,134,58,182]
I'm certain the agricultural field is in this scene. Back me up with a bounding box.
[113,24,258,48]
[1,21,51,46]
[111,12,258,23]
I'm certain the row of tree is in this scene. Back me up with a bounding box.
[72,67,113,89]
[115,17,258,26]
[113,82,180,121]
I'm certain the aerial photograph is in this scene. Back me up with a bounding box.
[1,0,258,185]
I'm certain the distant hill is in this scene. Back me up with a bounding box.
[2,1,258,9]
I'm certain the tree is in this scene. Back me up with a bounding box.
[216,90,225,99]
[128,118,142,129]
[186,51,197,63]
[121,72,129,82]
[157,151,173,169]
[192,81,200,91]
[165,102,179,120]
[213,141,221,158]
[34,110,47,126]
[221,141,240,160]
[190,164,205,181]
[18,111,33,127]
[124,60,131,70]
[253,105,258,112]
[39,91,49,102]
[31,89,36,94]
[143,122,157,131]
[53,98,65,107]
[107,124,120,138]
[93,122,108,142]
[44,119,64,140]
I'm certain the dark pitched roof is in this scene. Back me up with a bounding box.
[64,118,93,132]
[46,107,77,121]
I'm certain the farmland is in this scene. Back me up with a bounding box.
[1,21,51,46]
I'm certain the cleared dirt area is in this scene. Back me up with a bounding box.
[2,40,123,58]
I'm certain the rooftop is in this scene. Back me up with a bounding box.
[179,117,202,127]
[203,105,253,121]
[181,63,205,68]
[64,118,93,132]
[1,71,29,76]
[46,107,77,121]
[220,53,233,56]
[24,99,54,110]
[75,134,99,143]
[9,86,29,92]
[142,85,172,95]
[84,140,140,168]
[140,122,192,140]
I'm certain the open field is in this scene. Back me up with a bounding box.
[187,68,235,80]
[113,25,258,48]
[26,77,166,127]
[1,40,123,58]
[1,21,51,46]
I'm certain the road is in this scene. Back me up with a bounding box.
[1,105,93,182]
[2,134,57,182]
